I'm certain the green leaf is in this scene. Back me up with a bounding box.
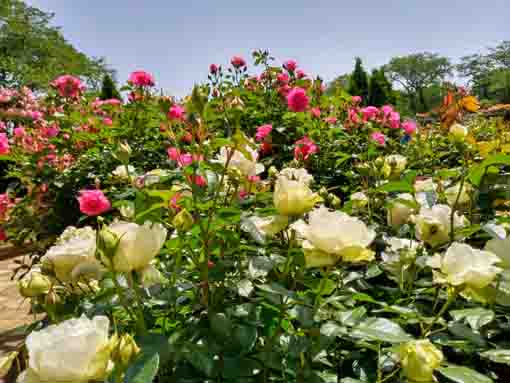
[376,181,413,193]
[185,346,217,377]
[210,313,232,339]
[124,352,159,383]
[232,324,257,353]
[351,317,413,343]
[222,356,261,378]
[480,349,510,365]
[450,308,495,330]
[468,154,510,186]
[437,365,493,383]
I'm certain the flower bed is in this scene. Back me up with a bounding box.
[1,50,510,382]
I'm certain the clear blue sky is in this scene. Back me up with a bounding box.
[26,0,509,96]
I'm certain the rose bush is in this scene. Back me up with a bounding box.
[1,50,510,382]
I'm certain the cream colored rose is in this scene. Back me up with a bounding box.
[242,214,289,241]
[112,165,135,180]
[17,315,113,383]
[350,192,368,210]
[382,154,407,179]
[218,145,264,177]
[273,177,322,216]
[42,226,99,282]
[449,123,468,140]
[485,236,510,269]
[291,206,375,267]
[103,221,167,272]
[414,205,467,247]
[387,193,415,227]
[445,182,473,207]
[427,242,502,288]
[399,340,443,382]
[277,167,314,185]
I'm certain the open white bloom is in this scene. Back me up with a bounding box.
[291,206,375,267]
[42,226,99,282]
[414,178,438,208]
[485,236,510,269]
[112,165,135,179]
[427,242,502,288]
[445,182,473,206]
[449,123,468,140]
[273,177,322,216]
[350,192,368,210]
[382,154,407,179]
[277,167,314,185]
[103,221,167,272]
[17,315,112,383]
[218,145,264,177]
[143,169,171,186]
[241,215,289,243]
[385,237,420,255]
[414,204,467,247]
[387,193,415,226]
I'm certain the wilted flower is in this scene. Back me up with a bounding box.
[382,154,407,179]
[42,226,98,282]
[427,242,502,288]
[17,315,113,383]
[387,193,415,227]
[286,87,309,112]
[129,70,155,87]
[399,340,444,383]
[101,221,167,272]
[78,189,111,216]
[414,204,467,247]
[291,206,375,267]
[273,177,321,217]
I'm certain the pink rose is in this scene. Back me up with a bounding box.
[51,75,85,98]
[103,117,113,126]
[388,111,400,129]
[278,85,291,97]
[283,59,297,72]
[371,132,386,146]
[42,125,59,138]
[14,127,25,137]
[209,64,219,74]
[129,71,155,87]
[255,124,272,142]
[77,189,111,216]
[168,105,185,121]
[310,107,321,119]
[294,136,318,161]
[402,120,417,135]
[348,108,361,124]
[324,116,337,124]
[231,56,246,68]
[361,106,379,121]
[277,73,289,84]
[286,87,309,112]
[188,175,207,187]
[381,105,393,117]
[352,96,362,104]
[296,70,306,79]
[0,133,9,155]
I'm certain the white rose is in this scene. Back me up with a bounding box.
[241,214,289,243]
[414,204,467,247]
[387,193,415,226]
[18,315,112,383]
[278,167,314,185]
[449,123,468,140]
[350,192,368,210]
[427,242,502,288]
[112,165,135,179]
[104,221,167,272]
[144,169,171,186]
[218,145,264,177]
[485,236,510,269]
[273,177,322,216]
[444,182,473,206]
[42,226,99,282]
[382,154,407,179]
[414,178,437,193]
[291,206,375,267]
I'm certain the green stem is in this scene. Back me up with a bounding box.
[424,288,457,336]
[128,271,147,335]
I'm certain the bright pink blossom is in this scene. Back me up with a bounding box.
[361,106,379,121]
[277,73,289,84]
[255,124,272,142]
[283,60,297,72]
[209,64,219,74]
[248,175,261,183]
[388,111,400,129]
[296,70,306,79]
[42,125,59,138]
[352,96,362,104]
[402,120,417,135]
[231,56,246,68]
[381,105,393,117]
[294,136,318,161]
[310,107,321,119]
[168,105,185,121]
[188,175,207,187]
[348,108,361,124]
[167,147,201,167]
[52,75,85,98]
[77,189,111,216]
[13,127,25,137]
[129,71,155,87]
[0,133,9,155]
[371,132,386,146]
[324,116,337,124]
[287,87,309,112]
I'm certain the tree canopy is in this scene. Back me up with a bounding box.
[0,0,113,91]
[348,57,369,103]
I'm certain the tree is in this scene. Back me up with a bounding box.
[368,68,394,106]
[348,58,369,103]
[99,74,121,100]
[326,73,350,95]
[384,53,452,113]
[0,0,113,91]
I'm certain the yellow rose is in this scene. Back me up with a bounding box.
[273,177,322,217]
[399,340,443,382]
